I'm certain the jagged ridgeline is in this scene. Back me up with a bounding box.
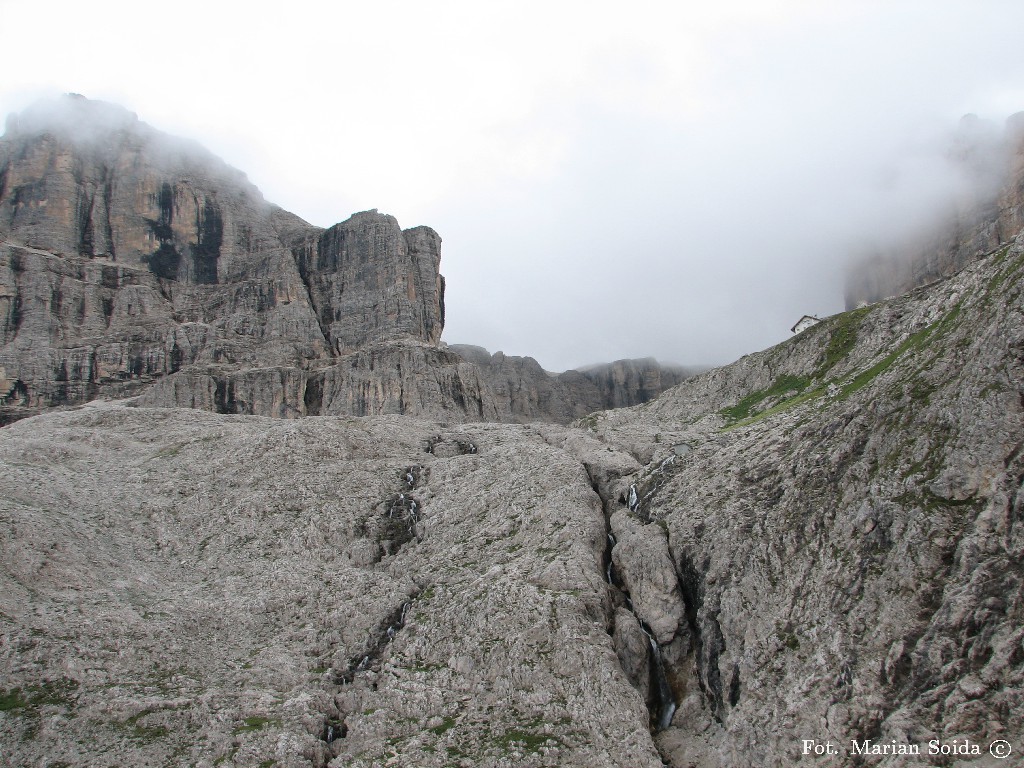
[0,94,693,425]
[0,96,1021,768]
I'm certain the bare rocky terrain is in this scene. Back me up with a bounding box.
[0,405,662,767]
[1,96,1022,767]
[2,226,1022,768]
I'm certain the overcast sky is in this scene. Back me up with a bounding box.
[2,1,1023,371]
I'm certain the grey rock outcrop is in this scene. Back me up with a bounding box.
[585,236,1024,766]
[447,345,697,422]
[609,510,685,646]
[292,210,444,353]
[0,405,662,768]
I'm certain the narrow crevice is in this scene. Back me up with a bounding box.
[291,242,334,356]
[423,435,477,456]
[318,463,431,762]
[401,464,427,490]
[321,716,347,745]
[583,462,678,735]
[673,551,724,725]
[320,592,417,764]
[333,598,414,685]
[303,372,324,416]
[379,492,422,555]
[639,618,678,732]
[619,454,679,523]
[102,165,115,260]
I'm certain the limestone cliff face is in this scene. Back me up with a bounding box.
[845,112,1024,307]
[133,342,694,424]
[0,96,329,414]
[573,357,693,410]
[0,95,306,283]
[0,95,684,424]
[292,211,445,353]
[447,345,697,422]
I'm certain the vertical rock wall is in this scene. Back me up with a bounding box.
[293,211,445,353]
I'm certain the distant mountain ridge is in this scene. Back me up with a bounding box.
[0,95,692,424]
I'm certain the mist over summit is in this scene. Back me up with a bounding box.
[0,95,693,425]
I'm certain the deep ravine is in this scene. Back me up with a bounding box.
[585,463,683,738]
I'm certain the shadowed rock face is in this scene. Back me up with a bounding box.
[0,95,684,423]
[293,211,445,353]
[447,345,699,422]
[0,95,289,282]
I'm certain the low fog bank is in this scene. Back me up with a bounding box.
[843,112,1024,308]
[437,110,1024,371]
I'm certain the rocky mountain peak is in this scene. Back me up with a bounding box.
[0,93,273,281]
[4,93,140,143]
[0,96,687,424]
[294,208,445,353]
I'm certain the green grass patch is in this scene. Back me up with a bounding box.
[775,627,800,651]
[429,715,456,736]
[720,374,811,424]
[494,726,562,754]
[723,386,826,430]
[0,678,79,715]
[984,245,1022,303]
[815,306,871,378]
[895,490,984,514]
[117,706,179,743]
[0,688,29,712]
[131,723,170,743]
[719,294,968,431]
[234,715,279,734]
[907,376,937,403]
[836,302,962,400]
